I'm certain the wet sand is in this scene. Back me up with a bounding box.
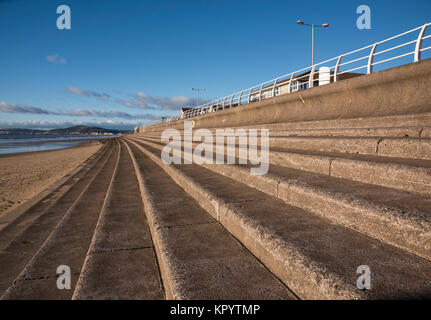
[0,141,103,217]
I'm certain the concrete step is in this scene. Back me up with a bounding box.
[139,112,431,135]
[139,134,431,161]
[126,138,431,299]
[0,142,114,296]
[242,112,431,132]
[137,136,431,196]
[72,141,164,300]
[139,126,431,139]
[1,141,120,300]
[124,139,296,300]
[132,137,431,261]
[269,148,431,196]
[267,127,431,138]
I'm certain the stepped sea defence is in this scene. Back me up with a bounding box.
[1,53,431,301]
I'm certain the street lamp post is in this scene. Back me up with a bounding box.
[192,88,206,107]
[297,20,330,65]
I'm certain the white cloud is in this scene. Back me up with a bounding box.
[67,87,110,101]
[0,101,160,121]
[67,86,88,96]
[46,54,67,64]
[116,91,201,110]
[0,101,49,114]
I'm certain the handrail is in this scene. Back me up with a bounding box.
[157,23,430,125]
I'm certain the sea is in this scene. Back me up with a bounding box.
[0,134,114,155]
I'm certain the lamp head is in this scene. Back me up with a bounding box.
[322,23,329,27]
[297,20,304,25]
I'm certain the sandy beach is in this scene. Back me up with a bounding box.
[0,142,102,217]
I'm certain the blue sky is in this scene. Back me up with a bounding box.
[0,0,430,130]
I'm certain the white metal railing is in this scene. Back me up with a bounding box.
[157,23,430,125]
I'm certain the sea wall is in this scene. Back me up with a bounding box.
[139,58,431,133]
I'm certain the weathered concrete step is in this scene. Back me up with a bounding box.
[0,142,109,248]
[137,136,431,196]
[0,142,114,296]
[139,134,431,161]
[241,112,431,132]
[73,141,164,300]
[139,112,431,135]
[1,141,120,300]
[133,137,431,261]
[268,127,430,138]
[124,140,296,300]
[269,147,431,196]
[139,125,431,139]
[127,139,431,299]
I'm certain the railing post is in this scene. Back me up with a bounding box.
[230,94,234,108]
[223,97,227,109]
[288,73,295,93]
[238,91,243,106]
[334,55,343,82]
[247,88,252,104]
[309,65,316,88]
[258,84,264,100]
[272,78,278,97]
[367,43,378,74]
[415,24,428,62]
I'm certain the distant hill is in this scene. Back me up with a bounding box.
[0,126,130,136]
[48,125,129,135]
